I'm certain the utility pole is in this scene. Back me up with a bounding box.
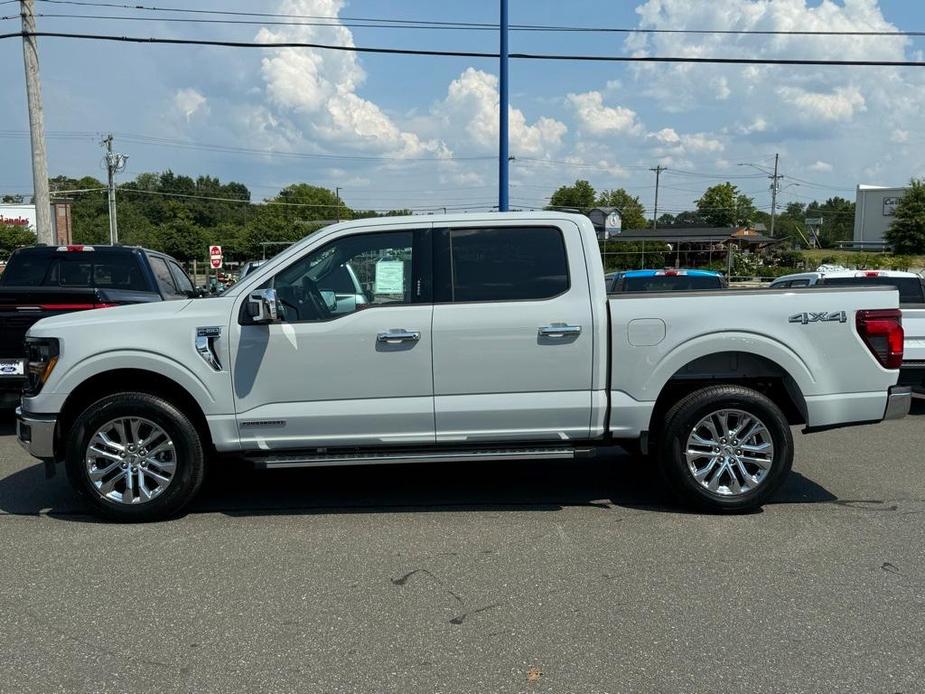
[20,0,53,245]
[335,186,341,222]
[101,134,128,245]
[769,152,781,237]
[498,0,509,212]
[649,165,666,230]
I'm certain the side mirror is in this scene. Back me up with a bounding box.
[247,288,278,323]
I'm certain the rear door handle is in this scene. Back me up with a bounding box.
[377,329,421,344]
[538,323,582,338]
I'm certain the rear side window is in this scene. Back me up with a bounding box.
[822,276,925,304]
[149,257,182,298]
[0,251,148,291]
[439,226,569,302]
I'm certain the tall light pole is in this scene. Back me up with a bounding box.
[498,0,509,212]
[20,0,53,245]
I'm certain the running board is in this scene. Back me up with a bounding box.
[246,446,594,470]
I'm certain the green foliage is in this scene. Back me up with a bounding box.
[596,188,647,229]
[0,223,37,258]
[696,183,756,227]
[548,180,597,212]
[52,172,370,262]
[600,241,671,271]
[656,213,676,226]
[885,179,925,254]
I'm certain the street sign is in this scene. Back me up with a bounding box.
[209,245,222,258]
[210,257,223,270]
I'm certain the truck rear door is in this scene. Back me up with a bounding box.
[430,220,594,443]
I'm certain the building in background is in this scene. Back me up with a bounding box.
[853,184,907,250]
[0,202,72,245]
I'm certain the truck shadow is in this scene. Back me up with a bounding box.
[0,445,835,521]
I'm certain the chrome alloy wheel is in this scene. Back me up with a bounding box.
[85,417,177,505]
[684,409,775,497]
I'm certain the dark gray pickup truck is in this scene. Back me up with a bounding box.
[0,244,196,406]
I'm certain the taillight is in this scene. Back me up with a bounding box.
[856,309,903,369]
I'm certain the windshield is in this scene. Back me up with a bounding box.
[621,275,724,292]
[822,276,925,304]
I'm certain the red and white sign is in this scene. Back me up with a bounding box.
[209,245,223,270]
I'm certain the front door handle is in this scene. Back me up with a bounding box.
[538,323,582,338]
[377,329,421,344]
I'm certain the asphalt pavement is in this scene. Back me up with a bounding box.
[1,405,923,693]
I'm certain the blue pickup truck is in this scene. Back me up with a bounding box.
[606,268,727,293]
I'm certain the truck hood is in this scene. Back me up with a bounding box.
[27,298,194,335]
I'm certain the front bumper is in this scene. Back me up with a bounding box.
[884,386,912,421]
[16,406,57,460]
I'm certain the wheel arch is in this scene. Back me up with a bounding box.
[55,368,213,459]
[646,350,808,446]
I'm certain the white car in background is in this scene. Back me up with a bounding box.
[770,269,925,393]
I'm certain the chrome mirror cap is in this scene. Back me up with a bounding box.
[247,288,278,323]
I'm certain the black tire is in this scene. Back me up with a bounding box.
[64,392,206,522]
[657,385,793,513]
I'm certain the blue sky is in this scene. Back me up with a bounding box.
[2,0,925,216]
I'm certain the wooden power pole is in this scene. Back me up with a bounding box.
[20,0,53,245]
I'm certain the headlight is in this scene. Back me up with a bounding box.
[24,337,59,396]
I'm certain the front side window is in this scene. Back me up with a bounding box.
[439,226,569,302]
[269,230,416,322]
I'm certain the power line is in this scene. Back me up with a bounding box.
[3,31,925,67]
[0,129,494,163]
[29,1,925,37]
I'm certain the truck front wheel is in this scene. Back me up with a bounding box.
[64,392,206,522]
[658,385,793,513]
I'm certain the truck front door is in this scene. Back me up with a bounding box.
[229,227,435,449]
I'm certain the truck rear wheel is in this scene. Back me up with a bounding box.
[658,385,793,513]
[64,392,206,522]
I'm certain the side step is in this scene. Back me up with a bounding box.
[246,446,595,470]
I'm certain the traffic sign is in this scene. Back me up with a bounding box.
[210,257,223,270]
[209,245,222,258]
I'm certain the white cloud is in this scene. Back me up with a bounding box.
[647,127,723,154]
[431,68,567,156]
[776,85,866,123]
[566,90,643,136]
[808,160,833,173]
[174,88,208,122]
[255,0,447,158]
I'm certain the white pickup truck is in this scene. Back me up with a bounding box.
[16,212,910,521]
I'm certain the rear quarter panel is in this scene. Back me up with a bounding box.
[609,287,901,432]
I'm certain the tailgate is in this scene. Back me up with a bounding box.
[901,307,925,363]
[0,287,107,357]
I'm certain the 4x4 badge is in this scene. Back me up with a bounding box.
[788,311,847,325]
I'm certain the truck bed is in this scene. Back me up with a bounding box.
[607,286,903,433]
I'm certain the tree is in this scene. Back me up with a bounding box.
[885,179,925,254]
[0,223,36,258]
[696,182,756,227]
[1,194,25,204]
[672,210,706,226]
[548,180,596,212]
[656,212,676,226]
[596,188,646,229]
